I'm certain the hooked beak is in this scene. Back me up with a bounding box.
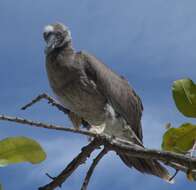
[45,34,56,54]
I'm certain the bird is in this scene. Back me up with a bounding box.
[43,22,173,183]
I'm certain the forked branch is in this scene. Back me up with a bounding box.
[81,148,109,190]
[21,93,90,128]
[21,93,70,114]
[38,138,102,190]
[1,114,196,173]
[1,94,196,190]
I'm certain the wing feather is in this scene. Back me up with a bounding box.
[78,51,143,140]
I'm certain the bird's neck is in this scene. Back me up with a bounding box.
[46,41,75,58]
[62,41,74,54]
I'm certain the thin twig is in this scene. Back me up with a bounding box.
[38,138,102,190]
[81,148,108,190]
[0,114,137,146]
[169,169,179,182]
[104,138,196,170]
[21,93,90,128]
[1,114,196,188]
[164,162,196,175]
[45,173,61,188]
[1,114,196,171]
[21,93,70,114]
[1,92,196,188]
[45,173,56,180]
[0,114,95,137]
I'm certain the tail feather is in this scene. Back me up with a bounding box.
[119,154,174,183]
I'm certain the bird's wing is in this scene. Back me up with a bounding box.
[77,51,143,141]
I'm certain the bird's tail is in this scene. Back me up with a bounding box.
[119,150,174,183]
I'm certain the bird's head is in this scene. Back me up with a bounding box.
[43,23,72,54]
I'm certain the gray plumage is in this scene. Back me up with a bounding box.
[43,23,173,183]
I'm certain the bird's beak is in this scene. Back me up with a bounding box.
[45,34,56,54]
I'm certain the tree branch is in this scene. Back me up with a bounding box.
[103,138,196,170]
[1,114,196,171]
[0,114,95,137]
[81,148,108,190]
[38,138,102,190]
[21,93,70,114]
[21,93,90,128]
[1,113,196,189]
[0,114,138,146]
[165,161,196,176]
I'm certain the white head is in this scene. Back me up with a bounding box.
[43,23,72,54]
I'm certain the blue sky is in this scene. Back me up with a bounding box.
[0,0,196,189]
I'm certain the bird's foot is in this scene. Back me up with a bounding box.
[87,123,106,141]
[89,124,105,134]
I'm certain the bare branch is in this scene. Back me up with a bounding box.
[104,138,196,170]
[21,93,70,114]
[81,148,108,190]
[0,114,138,146]
[0,114,95,137]
[163,162,196,175]
[1,113,196,189]
[1,114,196,171]
[38,138,102,190]
[169,169,179,182]
[21,93,90,128]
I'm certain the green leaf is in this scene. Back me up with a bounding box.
[172,78,196,118]
[162,123,196,153]
[0,184,2,190]
[0,136,46,167]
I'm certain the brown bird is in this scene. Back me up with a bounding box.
[43,23,173,182]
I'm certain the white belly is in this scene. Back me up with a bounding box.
[89,104,133,142]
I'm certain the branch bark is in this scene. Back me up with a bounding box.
[0,114,94,137]
[1,113,196,189]
[21,93,70,114]
[1,114,196,171]
[38,138,102,190]
[21,93,90,128]
[102,138,196,170]
[81,148,108,190]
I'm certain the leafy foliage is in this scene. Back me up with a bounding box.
[172,78,196,118]
[162,123,196,153]
[0,136,46,167]
[162,78,196,181]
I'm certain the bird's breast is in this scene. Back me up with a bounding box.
[61,79,107,124]
[46,60,107,125]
